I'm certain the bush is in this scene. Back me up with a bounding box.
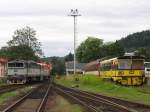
[0,77,7,84]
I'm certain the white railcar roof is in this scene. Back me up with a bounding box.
[8,60,36,63]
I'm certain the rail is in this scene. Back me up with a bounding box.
[54,83,150,112]
[2,81,52,112]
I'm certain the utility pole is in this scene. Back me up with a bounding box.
[68,9,81,75]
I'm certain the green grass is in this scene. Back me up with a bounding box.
[56,74,150,105]
[0,77,7,86]
[0,86,32,104]
[0,91,17,104]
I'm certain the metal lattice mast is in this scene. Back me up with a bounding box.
[68,9,81,75]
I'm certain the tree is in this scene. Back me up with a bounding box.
[76,37,103,63]
[138,46,150,61]
[50,57,65,75]
[106,41,124,57]
[118,30,150,51]
[65,52,74,62]
[7,26,42,56]
[0,45,39,61]
[42,56,65,75]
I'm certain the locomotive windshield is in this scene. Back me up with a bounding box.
[132,60,144,70]
[8,62,24,68]
[118,59,144,70]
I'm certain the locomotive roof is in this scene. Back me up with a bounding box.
[100,58,118,64]
[117,55,145,59]
[8,60,37,63]
[100,56,144,64]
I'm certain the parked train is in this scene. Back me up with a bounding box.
[7,60,51,84]
[144,62,150,85]
[144,62,150,77]
[85,55,145,86]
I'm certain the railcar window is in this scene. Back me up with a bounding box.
[8,63,15,67]
[112,64,118,70]
[101,63,111,71]
[118,59,131,69]
[132,60,144,70]
[8,62,24,67]
[28,62,40,69]
[145,63,150,68]
[16,63,24,67]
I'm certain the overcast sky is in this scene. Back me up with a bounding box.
[0,0,150,57]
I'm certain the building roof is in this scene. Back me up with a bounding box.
[65,61,86,70]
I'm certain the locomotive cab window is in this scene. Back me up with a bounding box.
[8,62,24,68]
[132,60,144,70]
[118,59,131,70]
[16,63,24,67]
[8,63,16,67]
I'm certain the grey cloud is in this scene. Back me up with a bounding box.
[42,41,73,56]
[0,0,150,56]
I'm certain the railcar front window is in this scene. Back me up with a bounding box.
[16,63,24,67]
[8,63,15,67]
[132,60,144,70]
[8,62,24,68]
[118,59,131,69]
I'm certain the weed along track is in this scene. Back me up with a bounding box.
[0,83,41,95]
[54,83,150,112]
[2,82,150,112]
[2,81,52,112]
[0,84,30,95]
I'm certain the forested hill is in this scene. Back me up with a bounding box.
[118,30,150,50]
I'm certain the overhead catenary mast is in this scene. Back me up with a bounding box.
[68,9,81,75]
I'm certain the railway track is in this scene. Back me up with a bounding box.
[82,89,150,112]
[54,83,150,112]
[2,81,52,112]
[0,83,40,95]
[0,84,28,95]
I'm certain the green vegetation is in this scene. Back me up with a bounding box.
[0,26,42,61]
[76,37,124,63]
[56,75,150,105]
[76,30,150,63]
[118,30,150,61]
[118,30,150,50]
[76,37,104,63]
[0,78,7,85]
[0,91,17,104]
[43,56,66,75]
[64,52,74,62]
[0,86,32,104]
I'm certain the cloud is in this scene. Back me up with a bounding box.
[42,41,73,56]
[0,0,150,56]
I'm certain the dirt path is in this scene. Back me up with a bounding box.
[45,92,84,112]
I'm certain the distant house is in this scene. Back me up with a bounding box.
[65,61,86,75]
[0,58,8,77]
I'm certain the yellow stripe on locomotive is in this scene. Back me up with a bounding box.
[99,56,145,86]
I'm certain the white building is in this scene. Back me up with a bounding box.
[65,61,86,75]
